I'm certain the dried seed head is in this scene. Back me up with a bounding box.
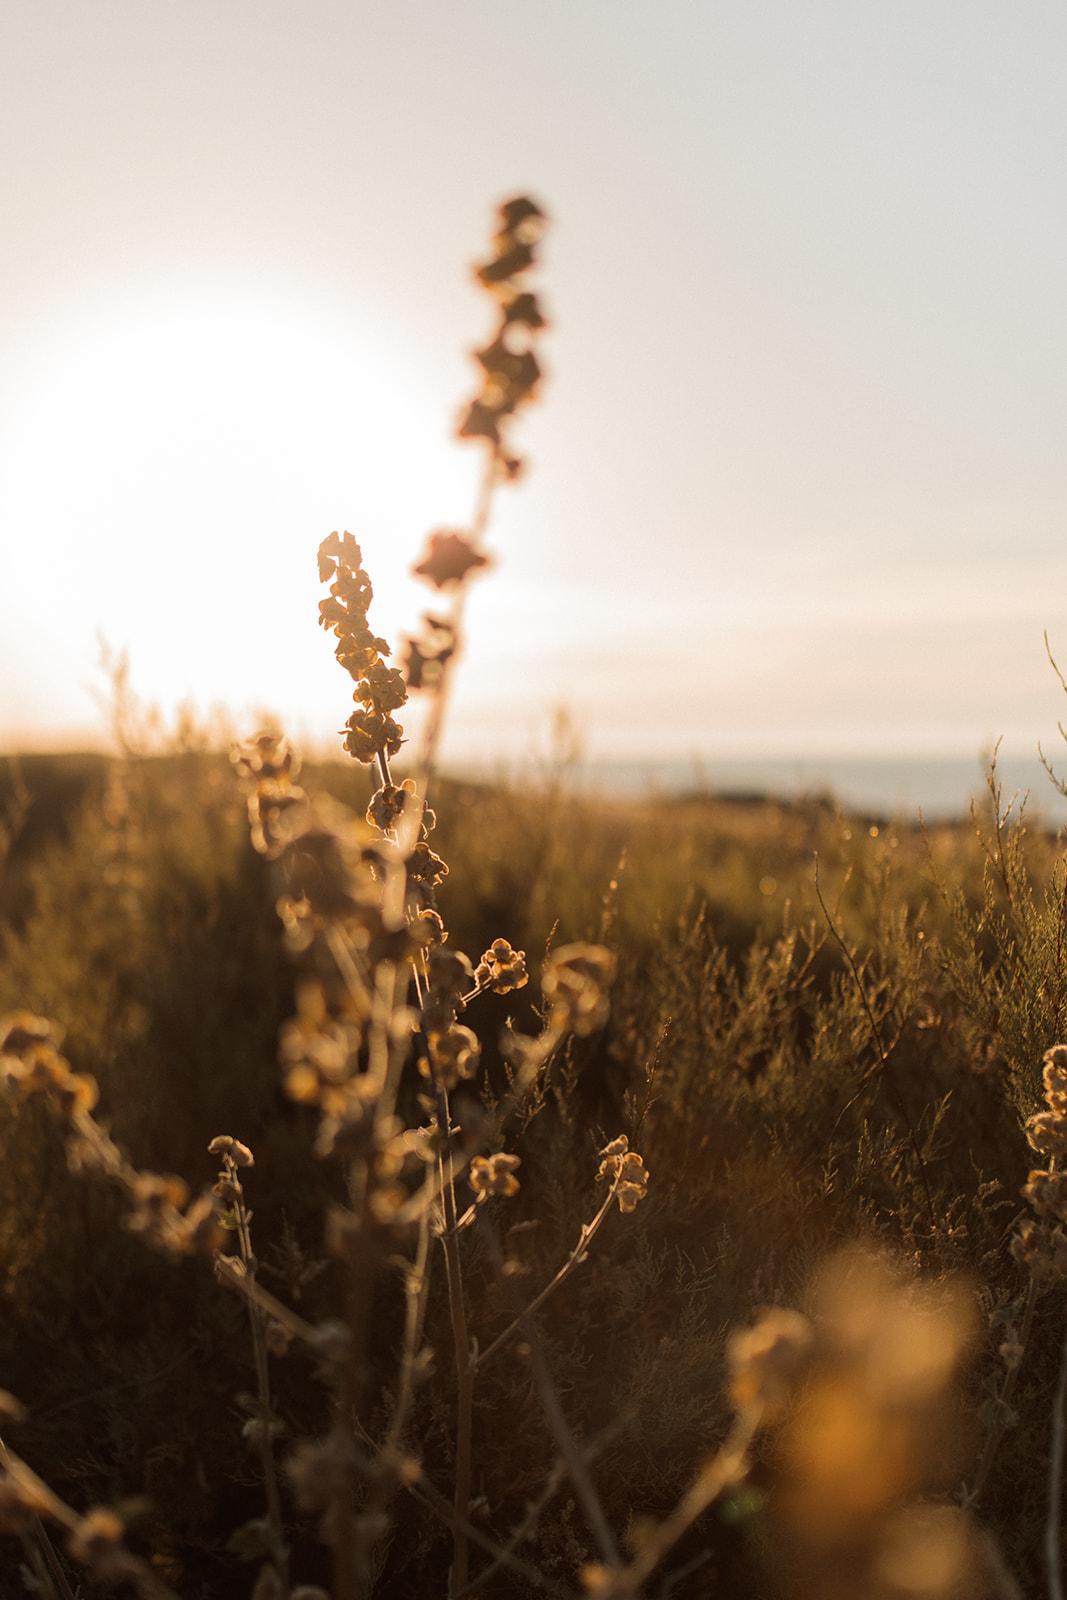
[367,779,420,832]
[998,1330,1024,1371]
[457,196,548,470]
[475,937,529,995]
[470,1152,521,1200]
[208,1135,255,1168]
[1043,1044,1067,1105]
[318,532,406,764]
[1022,1167,1067,1223]
[1024,1110,1067,1157]
[413,530,490,591]
[597,1138,650,1212]
[286,1430,357,1512]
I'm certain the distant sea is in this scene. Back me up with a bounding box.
[543,754,1067,824]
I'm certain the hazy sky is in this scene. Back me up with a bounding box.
[2,1,1066,761]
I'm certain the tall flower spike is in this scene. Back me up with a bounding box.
[317,531,406,766]
[455,194,549,473]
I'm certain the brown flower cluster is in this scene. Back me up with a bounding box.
[596,1135,650,1213]
[402,196,549,685]
[232,732,305,858]
[318,530,406,765]
[473,937,529,995]
[1012,1043,1067,1280]
[0,1011,98,1120]
[469,1151,521,1201]
[420,1024,481,1093]
[233,736,411,1162]
[413,531,490,592]
[208,1133,255,1169]
[459,194,548,471]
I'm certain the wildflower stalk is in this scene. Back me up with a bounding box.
[475,1208,621,1575]
[431,1074,475,1597]
[214,1254,319,1347]
[1049,1316,1067,1600]
[382,1212,432,1460]
[210,1139,289,1595]
[334,1175,379,1600]
[411,450,497,808]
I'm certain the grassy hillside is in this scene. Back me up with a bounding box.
[1,744,1064,1597]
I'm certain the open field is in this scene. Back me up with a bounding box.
[2,741,1066,1597]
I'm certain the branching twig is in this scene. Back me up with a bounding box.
[476,1209,620,1572]
[472,1185,618,1371]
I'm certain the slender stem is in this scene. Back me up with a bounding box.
[476,1209,620,1573]
[381,1214,433,1463]
[229,1164,289,1595]
[330,1162,378,1600]
[214,1254,319,1346]
[436,1099,474,1597]
[1049,1317,1067,1600]
[412,448,498,817]
[367,959,397,1098]
[402,1467,578,1600]
[472,1188,616,1370]
[526,1335,620,1571]
[325,925,373,1016]
[453,1455,570,1599]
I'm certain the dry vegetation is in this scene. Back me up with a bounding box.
[2,200,1067,1600]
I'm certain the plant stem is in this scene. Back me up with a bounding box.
[230,1165,289,1596]
[436,1102,474,1597]
[472,1189,616,1371]
[382,1213,432,1463]
[1049,1316,1067,1600]
[475,1209,621,1575]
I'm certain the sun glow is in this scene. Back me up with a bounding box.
[0,285,478,750]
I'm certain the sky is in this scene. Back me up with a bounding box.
[2,1,1066,765]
